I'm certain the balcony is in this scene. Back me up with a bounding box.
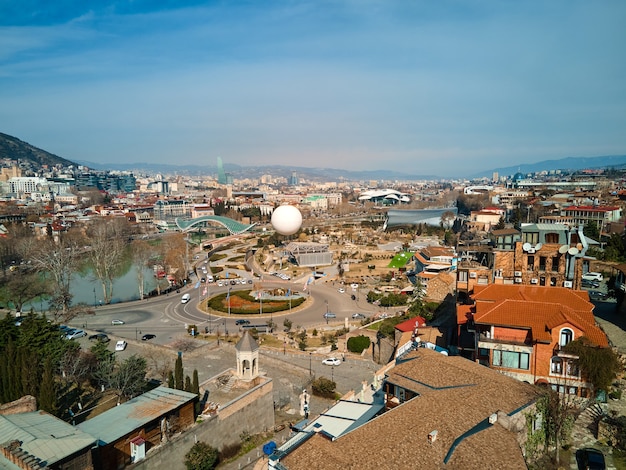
[477,332,531,347]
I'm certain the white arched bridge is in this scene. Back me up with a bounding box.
[175,216,256,235]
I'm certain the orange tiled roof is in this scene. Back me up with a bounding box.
[474,299,607,347]
[472,284,593,313]
[395,316,427,332]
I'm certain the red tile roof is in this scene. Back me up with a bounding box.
[395,316,427,332]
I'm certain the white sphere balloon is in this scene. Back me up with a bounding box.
[271,205,303,235]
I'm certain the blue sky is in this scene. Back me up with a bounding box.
[1,1,625,177]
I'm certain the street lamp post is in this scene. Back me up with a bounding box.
[331,365,334,382]
[309,352,312,375]
[93,288,97,308]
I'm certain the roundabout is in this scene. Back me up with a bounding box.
[201,289,307,317]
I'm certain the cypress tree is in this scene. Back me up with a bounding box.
[39,356,57,415]
[184,376,192,392]
[192,369,199,396]
[174,356,184,390]
[167,370,175,389]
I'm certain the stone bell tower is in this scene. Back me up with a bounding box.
[235,331,259,380]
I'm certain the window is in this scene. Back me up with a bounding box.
[492,350,530,370]
[527,255,535,271]
[478,348,490,357]
[539,277,546,286]
[458,271,468,282]
[523,232,539,244]
[545,232,559,243]
[559,328,574,347]
[550,277,557,286]
[551,357,563,374]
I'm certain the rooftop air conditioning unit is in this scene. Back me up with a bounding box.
[515,277,523,283]
[428,430,438,444]
[489,413,498,424]
[469,272,477,278]
[530,278,538,284]
[527,248,536,254]
[514,271,522,277]
[563,281,573,288]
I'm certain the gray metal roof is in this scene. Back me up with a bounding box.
[77,386,197,445]
[0,411,96,466]
[235,331,259,353]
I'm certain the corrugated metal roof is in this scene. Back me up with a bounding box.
[0,411,95,465]
[77,386,196,444]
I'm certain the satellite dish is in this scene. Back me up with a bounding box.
[522,242,532,252]
[568,247,579,256]
[535,243,542,251]
[559,245,569,254]
[576,243,583,251]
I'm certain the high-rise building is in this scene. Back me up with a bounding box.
[217,157,227,184]
[289,171,299,186]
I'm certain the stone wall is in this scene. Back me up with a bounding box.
[130,379,274,469]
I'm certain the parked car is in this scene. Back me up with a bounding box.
[576,447,606,470]
[111,319,125,325]
[581,279,600,289]
[141,334,156,341]
[322,357,341,366]
[323,312,337,319]
[115,340,127,351]
[67,329,87,340]
[582,272,604,282]
[181,293,191,303]
[352,313,366,319]
[338,288,346,294]
[235,319,250,326]
[88,333,110,342]
[588,291,608,301]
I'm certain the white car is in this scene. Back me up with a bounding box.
[351,283,359,289]
[322,357,341,366]
[115,340,127,351]
[181,293,191,303]
[66,329,87,340]
[338,288,346,294]
[582,272,603,282]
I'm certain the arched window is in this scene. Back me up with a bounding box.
[559,328,574,347]
[551,357,563,374]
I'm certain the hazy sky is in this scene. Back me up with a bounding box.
[1,1,625,177]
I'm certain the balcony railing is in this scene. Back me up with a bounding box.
[478,332,531,346]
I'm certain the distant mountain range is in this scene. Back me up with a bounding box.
[470,155,626,179]
[1,131,625,181]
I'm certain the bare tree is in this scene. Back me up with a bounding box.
[131,239,156,300]
[161,233,188,285]
[86,218,128,304]
[29,231,85,313]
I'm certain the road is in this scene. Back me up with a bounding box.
[70,276,383,345]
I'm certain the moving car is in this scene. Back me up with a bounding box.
[352,313,366,319]
[111,319,125,325]
[115,340,127,351]
[576,447,606,470]
[338,288,346,293]
[141,334,156,341]
[323,312,337,319]
[322,357,341,366]
[582,272,603,282]
[88,333,110,342]
[181,293,191,303]
[588,291,608,301]
[235,319,251,326]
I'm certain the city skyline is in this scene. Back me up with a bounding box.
[1,1,625,177]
